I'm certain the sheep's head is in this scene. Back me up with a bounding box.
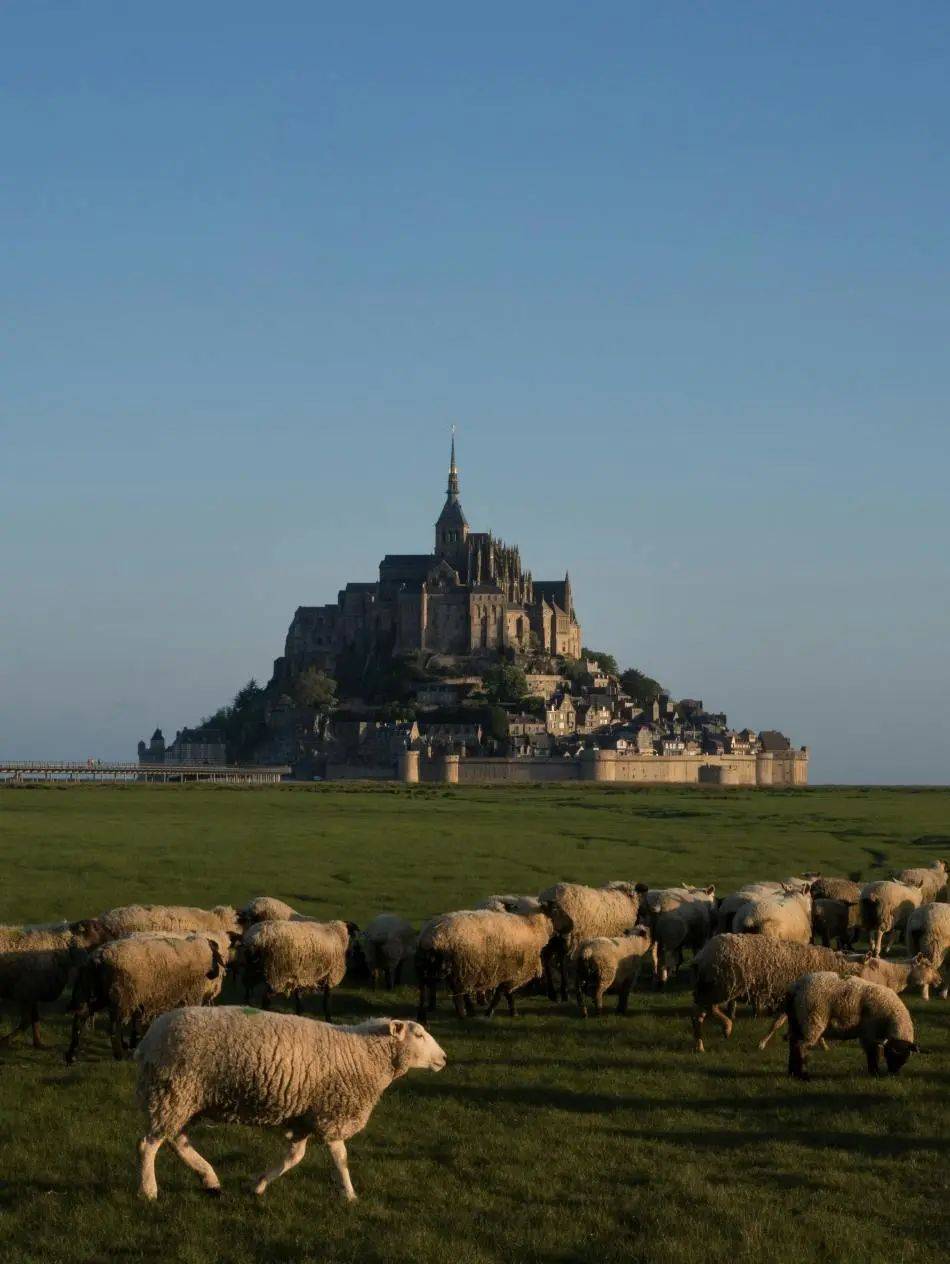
[387,1019,447,1075]
[882,1037,919,1074]
[909,954,942,994]
[70,918,109,949]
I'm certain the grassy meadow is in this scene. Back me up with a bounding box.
[0,782,948,1264]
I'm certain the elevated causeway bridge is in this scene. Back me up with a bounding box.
[0,761,290,784]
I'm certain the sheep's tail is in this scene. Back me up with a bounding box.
[576,946,596,990]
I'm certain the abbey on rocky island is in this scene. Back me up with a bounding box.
[275,436,582,683]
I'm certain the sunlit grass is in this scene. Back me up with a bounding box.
[0,783,947,1263]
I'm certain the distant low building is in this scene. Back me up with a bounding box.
[138,726,226,766]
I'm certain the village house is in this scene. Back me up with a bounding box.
[545,693,577,737]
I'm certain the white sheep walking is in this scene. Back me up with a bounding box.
[134,1006,446,1201]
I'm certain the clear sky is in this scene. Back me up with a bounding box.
[2,3,949,782]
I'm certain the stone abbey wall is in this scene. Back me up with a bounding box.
[388,747,809,787]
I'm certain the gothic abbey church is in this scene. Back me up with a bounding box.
[275,438,582,681]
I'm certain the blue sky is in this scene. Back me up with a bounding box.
[2,2,948,782]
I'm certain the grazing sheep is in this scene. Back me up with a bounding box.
[240,919,356,1020]
[538,881,646,1001]
[690,933,866,1052]
[733,887,813,944]
[860,881,923,955]
[716,879,809,933]
[812,898,858,950]
[134,1007,446,1201]
[66,931,230,1063]
[575,927,653,1017]
[906,903,950,998]
[895,860,948,904]
[854,952,943,1000]
[360,914,416,989]
[415,908,554,1023]
[0,920,106,1047]
[0,947,78,1048]
[640,887,716,984]
[100,904,240,940]
[785,972,918,1079]
[237,896,300,927]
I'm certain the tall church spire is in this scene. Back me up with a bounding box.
[447,426,460,501]
[435,425,468,559]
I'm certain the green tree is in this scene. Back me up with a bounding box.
[293,668,337,712]
[483,663,528,704]
[488,705,510,742]
[620,667,665,708]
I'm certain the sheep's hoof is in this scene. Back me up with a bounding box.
[204,1185,223,1198]
[138,1190,158,1202]
[693,1043,705,1054]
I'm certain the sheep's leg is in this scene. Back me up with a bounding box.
[451,991,467,1020]
[30,1003,49,1049]
[394,960,404,987]
[261,987,274,1011]
[327,1138,356,1202]
[788,1037,810,1080]
[593,987,605,1016]
[863,1040,882,1076]
[138,1134,165,1200]
[168,1132,222,1196]
[504,984,517,1018]
[294,990,303,1016]
[416,979,428,1025]
[617,979,633,1015]
[710,1003,734,1039]
[557,941,569,1002]
[322,984,332,1022]
[427,981,437,1012]
[576,983,589,1018]
[110,1010,126,1061]
[384,967,393,990]
[65,1005,88,1064]
[543,946,558,1002]
[0,1008,30,1046]
[758,1011,787,1050]
[251,1135,307,1196]
[725,1000,738,1022]
[464,994,477,1017]
[485,985,503,1018]
[128,1014,140,1052]
[691,1006,707,1052]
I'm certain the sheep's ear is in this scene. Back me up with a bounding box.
[388,1019,409,1041]
[801,883,811,895]
[704,885,715,895]
[912,953,927,965]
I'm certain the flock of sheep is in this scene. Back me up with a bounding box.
[0,857,947,1201]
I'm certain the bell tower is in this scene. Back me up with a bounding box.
[434,429,469,566]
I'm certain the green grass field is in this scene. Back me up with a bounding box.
[0,783,948,1264]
